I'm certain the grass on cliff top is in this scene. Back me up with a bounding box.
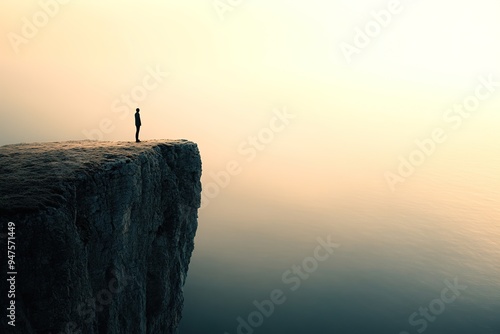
[0,140,191,215]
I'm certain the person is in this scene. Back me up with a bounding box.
[135,108,142,142]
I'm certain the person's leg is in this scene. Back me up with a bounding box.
[135,126,140,142]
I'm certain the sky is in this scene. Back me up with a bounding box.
[2,0,500,208]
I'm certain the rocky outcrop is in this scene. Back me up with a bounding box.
[0,140,202,334]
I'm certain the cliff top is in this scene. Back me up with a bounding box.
[0,140,198,215]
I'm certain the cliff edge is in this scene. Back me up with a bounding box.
[0,140,202,334]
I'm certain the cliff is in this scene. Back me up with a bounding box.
[0,140,202,334]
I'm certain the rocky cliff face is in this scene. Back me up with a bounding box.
[0,140,202,334]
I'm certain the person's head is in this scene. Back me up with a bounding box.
[136,108,140,113]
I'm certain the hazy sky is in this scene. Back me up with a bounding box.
[2,0,500,205]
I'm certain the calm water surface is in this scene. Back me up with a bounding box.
[180,146,500,333]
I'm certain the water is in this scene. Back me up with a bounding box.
[180,140,500,334]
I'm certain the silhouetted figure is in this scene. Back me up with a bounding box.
[135,108,141,142]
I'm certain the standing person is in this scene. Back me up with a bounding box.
[135,108,142,142]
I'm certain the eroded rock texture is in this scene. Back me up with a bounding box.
[0,140,202,334]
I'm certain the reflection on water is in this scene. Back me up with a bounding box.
[180,145,500,333]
